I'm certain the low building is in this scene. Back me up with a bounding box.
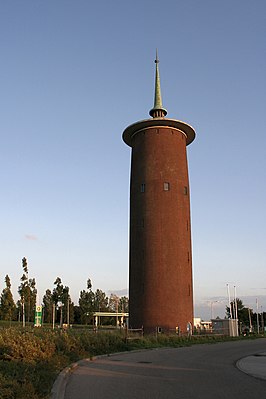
[212,318,239,336]
[194,318,212,333]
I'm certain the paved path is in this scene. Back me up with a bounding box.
[58,339,266,399]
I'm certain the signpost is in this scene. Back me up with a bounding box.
[34,305,42,327]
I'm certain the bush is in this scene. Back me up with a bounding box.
[0,327,128,398]
[0,328,56,363]
[0,326,256,398]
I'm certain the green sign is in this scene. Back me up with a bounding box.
[34,305,42,327]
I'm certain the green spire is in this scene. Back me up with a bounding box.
[149,50,167,118]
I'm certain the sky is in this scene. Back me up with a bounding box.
[0,0,265,321]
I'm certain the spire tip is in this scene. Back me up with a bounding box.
[149,50,167,118]
[155,49,159,64]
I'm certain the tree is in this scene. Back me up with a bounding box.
[250,311,266,334]
[18,257,37,323]
[79,278,95,324]
[108,294,129,326]
[119,296,129,313]
[78,280,110,325]
[52,277,64,326]
[16,299,22,322]
[108,294,129,313]
[43,289,53,324]
[0,275,16,322]
[94,289,108,312]
[93,289,109,325]
[61,285,74,325]
[52,277,74,326]
[109,294,120,312]
[226,298,250,326]
[73,305,82,324]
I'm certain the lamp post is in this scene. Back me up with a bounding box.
[234,285,239,335]
[261,306,264,334]
[52,303,55,330]
[67,296,70,327]
[234,286,238,320]
[256,298,260,334]
[22,296,25,328]
[227,284,232,318]
[248,307,253,333]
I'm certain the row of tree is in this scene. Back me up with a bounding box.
[1,258,265,330]
[0,257,128,326]
[226,298,265,333]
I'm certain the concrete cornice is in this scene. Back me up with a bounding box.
[122,117,196,147]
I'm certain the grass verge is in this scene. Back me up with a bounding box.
[0,327,263,398]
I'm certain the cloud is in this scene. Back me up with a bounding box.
[108,288,128,297]
[25,234,38,241]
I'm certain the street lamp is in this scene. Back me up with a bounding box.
[227,284,233,318]
[256,298,260,334]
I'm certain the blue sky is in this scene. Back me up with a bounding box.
[1,0,265,320]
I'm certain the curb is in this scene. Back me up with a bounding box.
[236,352,266,381]
[50,362,80,399]
[51,349,266,397]
[50,349,154,399]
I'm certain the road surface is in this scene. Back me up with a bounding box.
[64,339,266,399]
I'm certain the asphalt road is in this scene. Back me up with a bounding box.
[64,339,266,399]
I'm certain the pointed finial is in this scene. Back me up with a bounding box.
[149,50,167,118]
[155,48,159,63]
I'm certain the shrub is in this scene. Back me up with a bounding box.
[0,328,56,363]
[0,326,256,398]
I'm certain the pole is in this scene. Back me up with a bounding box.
[67,296,70,327]
[227,284,232,318]
[234,285,238,334]
[60,304,63,328]
[256,298,260,334]
[234,286,238,319]
[116,298,119,328]
[22,297,25,328]
[52,303,55,330]
[261,306,264,334]
[248,308,252,332]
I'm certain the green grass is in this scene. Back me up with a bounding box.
[0,326,263,399]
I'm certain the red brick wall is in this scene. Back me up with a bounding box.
[129,126,193,334]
